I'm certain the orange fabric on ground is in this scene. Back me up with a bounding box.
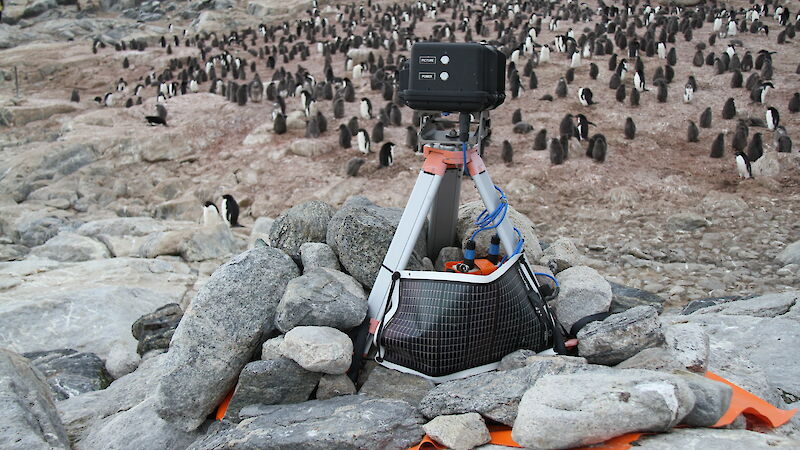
[706,371,798,428]
[215,388,235,420]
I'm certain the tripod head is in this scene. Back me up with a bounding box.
[415,110,492,154]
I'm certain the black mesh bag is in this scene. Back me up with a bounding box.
[375,253,558,382]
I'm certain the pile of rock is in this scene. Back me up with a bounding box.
[1,198,797,449]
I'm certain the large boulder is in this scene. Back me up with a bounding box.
[193,395,425,449]
[154,247,300,431]
[512,370,696,449]
[635,428,800,448]
[359,366,436,408]
[326,196,427,288]
[22,349,112,401]
[27,231,110,262]
[269,200,336,260]
[0,348,70,450]
[0,258,194,361]
[577,306,665,365]
[457,201,543,261]
[274,268,366,332]
[419,356,594,425]
[550,266,613,331]
[777,240,800,265]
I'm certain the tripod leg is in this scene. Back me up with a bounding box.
[472,170,521,256]
[427,168,462,260]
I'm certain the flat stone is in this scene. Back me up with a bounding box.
[22,349,112,401]
[635,428,800,449]
[609,281,666,313]
[316,374,356,400]
[359,365,436,408]
[423,413,491,450]
[280,326,352,374]
[578,306,666,365]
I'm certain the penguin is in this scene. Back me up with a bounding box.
[533,129,548,150]
[790,93,800,113]
[378,142,395,167]
[700,107,712,128]
[589,63,599,80]
[273,113,287,134]
[687,121,700,142]
[722,98,737,120]
[316,111,328,134]
[766,107,779,130]
[549,138,565,165]
[776,135,792,153]
[306,117,321,138]
[634,70,647,92]
[501,140,513,164]
[220,194,242,227]
[348,117,360,136]
[405,126,419,151]
[346,157,366,176]
[338,124,352,148]
[202,201,223,227]
[70,89,80,103]
[145,115,167,126]
[693,50,704,67]
[357,128,371,154]
[372,121,384,143]
[735,152,753,179]
[747,133,763,162]
[575,114,594,140]
[333,98,345,119]
[710,133,725,158]
[100,92,114,107]
[750,82,774,104]
[578,87,596,106]
[360,97,373,119]
[609,73,621,90]
[731,70,743,89]
[656,82,668,103]
[683,83,694,103]
[555,77,568,98]
[588,134,607,162]
[512,109,522,124]
[616,84,626,103]
[513,122,534,134]
[732,128,747,152]
[624,117,636,140]
[559,114,575,137]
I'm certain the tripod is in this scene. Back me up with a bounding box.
[357,111,524,361]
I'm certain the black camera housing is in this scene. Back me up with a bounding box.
[398,42,507,113]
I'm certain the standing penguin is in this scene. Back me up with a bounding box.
[750,82,774,104]
[372,121,384,143]
[656,82,668,103]
[555,77,568,98]
[378,142,395,167]
[360,97,373,119]
[405,126,419,151]
[589,63,599,80]
[711,133,725,158]
[338,124,352,148]
[747,133,763,162]
[735,152,753,178]
[512,109,522,125]
[220,195,242,227]
[766,107,780,130]
[202,201,223,227]
[346,158,366,177]
[559,114,575,137]
[588,134,607,162]
[731,70,743,88]
[624,117,636,139]
[549,138,565,165]
[578,87,596,106]
[273,113,287,134]
[789,93,800,113]
[683,83,694,103]
[533,129,548,150]
[722,98,737,119]
[630,88,640,107]
[700,107,713,128]
[575,114,594,140]
[615,84,626,103]
[306,116,321,138]
[70,89,80,102]
[347,117,360,136]
[333,98,345,118]
[502,140,513,164]
[687,121,700,142]
[357,128,371,154]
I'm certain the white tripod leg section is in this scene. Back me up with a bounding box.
[472,170,520,256]
[364,170,443,350]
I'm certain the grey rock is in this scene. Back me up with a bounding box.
[194,395,425,450]
[131,303,183,356]
[28,231,110,262]
[578,306,666,365]
[275,268,366,332]
[498,351,587,371]
[270,200,336,260]
[663,323,710,373]
[666,212,711,231]
[457,201,543,261]
[423,413,491,450]
[616,347,684,371]
[359,366,436,408]
[777,240,800,265]
[77,396,200,450]
[435,246,463,271]
[76,217,167,238]
[551,266,613,331]
[280,326,352,374]
[675,372,732,427]
[635,428,800,449]
[326,196,427,288]
[104,342,140,380]
[687,291,796,318]
[316,374,356,400]
[288,139,333,157]
[224,358,321,421]
[248,216,273,247]
[0,244,29,261]
[680,295,748,315]
[609,281,666,313]
[299,242,341,271]
[22,349,112,401]
[419,356,593,425]
[0,348,70,450]
[539,237,583,273]
[260,335,284,360]
[154,247,300,431]
[512,369,695,449]
[176,223,241,262]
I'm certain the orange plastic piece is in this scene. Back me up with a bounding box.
[706,371,797,428]
[444,259,498,275]
[409,427,640,450]
[215,387,235,420]
[420,145,486,177]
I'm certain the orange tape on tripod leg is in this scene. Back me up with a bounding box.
[705,371,797,428]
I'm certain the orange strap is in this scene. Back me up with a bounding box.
[215,387,235,420]
[408,371,796,450]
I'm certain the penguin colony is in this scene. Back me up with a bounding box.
[78,0,798,181]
